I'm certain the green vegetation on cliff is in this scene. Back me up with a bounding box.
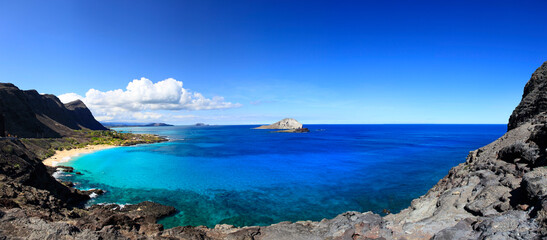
[81,130,166,146]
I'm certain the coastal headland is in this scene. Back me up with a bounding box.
[0,62,547,239]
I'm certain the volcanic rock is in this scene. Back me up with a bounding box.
[508,61,547,130]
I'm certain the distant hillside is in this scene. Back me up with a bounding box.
[65,100,108,131]
[0,83,107,138]
[101,122,174,128]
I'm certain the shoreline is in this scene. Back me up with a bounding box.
[42,144,117,167]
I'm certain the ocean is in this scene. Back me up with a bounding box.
[57,124,505,228]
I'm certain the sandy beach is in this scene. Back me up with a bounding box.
[43,144,117,167]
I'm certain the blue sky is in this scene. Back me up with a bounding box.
[1,0,546,124]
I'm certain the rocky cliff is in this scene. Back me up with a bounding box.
[0,138,89,210]
[385,122,545,239]
[508,62,547,131]
[0,83,107,138]
[384,62,547,239]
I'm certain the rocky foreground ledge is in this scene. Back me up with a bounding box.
[1,62,547,239]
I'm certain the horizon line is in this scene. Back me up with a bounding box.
[107,123,508,126]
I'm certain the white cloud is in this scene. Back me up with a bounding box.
[58,77,241,122]
[171,114,198,119]
[58,93,84,103]
[133,112,163,120]
[94,115,114,122]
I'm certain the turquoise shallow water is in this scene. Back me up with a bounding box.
[58,124,505,228]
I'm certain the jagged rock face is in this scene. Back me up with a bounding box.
[254,118,303,129]
[382,61,547,238]
[0,83,107,138]
[0,202,178,239]
[385,121,547,239]
[508,61,547,131]
[0,138,89,221]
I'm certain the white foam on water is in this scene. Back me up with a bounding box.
[52,169,64,179]
[87,202,128,210]
[111,204,127,211]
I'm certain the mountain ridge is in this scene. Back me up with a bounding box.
[101,122,174,128]
[0,83,107,138]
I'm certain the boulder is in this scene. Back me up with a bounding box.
[522,167,547,200]
[464,185,511,216]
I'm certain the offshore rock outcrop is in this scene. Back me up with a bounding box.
[254,118,304,130]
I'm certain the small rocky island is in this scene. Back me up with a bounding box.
[254,118,310,133]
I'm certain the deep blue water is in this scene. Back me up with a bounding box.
[58,124,505,228]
